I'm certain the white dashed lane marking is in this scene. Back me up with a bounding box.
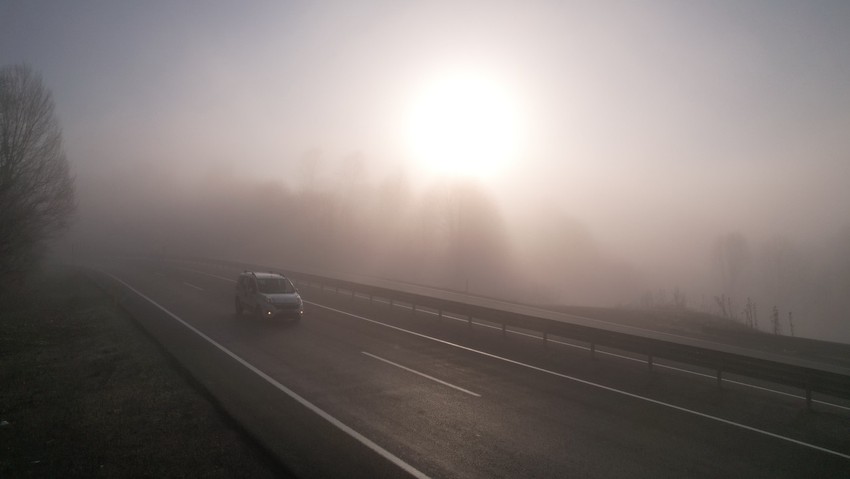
[362,351,481,398]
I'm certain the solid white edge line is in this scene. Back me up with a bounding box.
[305,300,850,461]
[100,271,431,479]
[182,281,204,291]
[362,351,481,398]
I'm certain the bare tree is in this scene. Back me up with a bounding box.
[712,232,751,297]
[672,287,687,310]
[743,297,758,330]
[297,148,323,192]
[771,306,781,335]
[787,311,795,337]
[714,293,733,319]
[712,232,750,322]
[0,64,75,288]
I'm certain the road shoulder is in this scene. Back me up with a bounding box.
[0,265,289,478]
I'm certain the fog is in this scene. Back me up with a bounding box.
[3,1,849,342]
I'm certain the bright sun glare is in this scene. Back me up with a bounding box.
[406,71,522,178]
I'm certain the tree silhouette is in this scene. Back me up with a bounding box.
[712,232,750,298]
[0,64,75,289]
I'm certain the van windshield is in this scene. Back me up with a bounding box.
[256,278,295,294]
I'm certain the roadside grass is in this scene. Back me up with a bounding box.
[0,264,288,478]
[541,304,850,368]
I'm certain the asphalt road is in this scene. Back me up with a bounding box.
[91,258,850,478]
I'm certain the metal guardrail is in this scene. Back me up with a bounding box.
[182,257,850,407]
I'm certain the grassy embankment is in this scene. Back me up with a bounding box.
[0,265,288,478]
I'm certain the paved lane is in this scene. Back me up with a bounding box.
[93,258,850,478]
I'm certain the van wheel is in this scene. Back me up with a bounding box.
[235,297,243,315]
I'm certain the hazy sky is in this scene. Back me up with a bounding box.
[3,0,849,279]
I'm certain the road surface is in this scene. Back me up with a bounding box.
[90,258,850,478]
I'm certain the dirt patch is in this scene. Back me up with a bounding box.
[0,265,288,478]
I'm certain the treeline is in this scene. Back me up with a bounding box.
[642,229,850,341]
[67,152,850,342]
[706,230,850,340]
[69,152,637,306]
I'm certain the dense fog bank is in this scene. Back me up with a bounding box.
[63,156,850,343]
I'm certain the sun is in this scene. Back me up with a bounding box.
[405,71,522,178]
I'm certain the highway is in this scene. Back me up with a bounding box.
[92,257,850,478]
